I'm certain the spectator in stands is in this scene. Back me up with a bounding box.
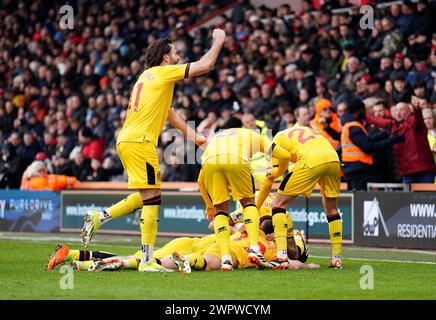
[68,151,92,182]
[397,0,418,38]
[342,56,366,92]
[368,100,400,183]
[324,42,343,81]
[78,127,104,161]
[328,78,350,108]
[84,158,109,182]
[242,113,269,139]
[414,0,435,38]
[293,106,311,128]
[392,75,412,104]
[310,98,341,151]
[42,131,57,159]
[373,17,404,58]
[21,132,41,169]
[0,143,22,188]
[341,98,404,190]
[334,103,346,120]
[366,101,436,184]
[2,0,436,184]
[232,63,254,94]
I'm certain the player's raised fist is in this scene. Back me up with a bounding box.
[212,29,225,41]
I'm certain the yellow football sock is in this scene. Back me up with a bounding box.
[122,258,139,270]
[186,252,206,271]
[272,207,288,259]
[70,250,80,261]
[214,212,231,257]
[154,237,196,259]
[107,192,143,219]
[286,213,295,238]
[243,205,260,248]
[140,196,161,263]
[328,214,343,257]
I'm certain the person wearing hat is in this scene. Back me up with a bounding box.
[310,98,341,151]
[389,52,407,80]
[340,98,405,190]
[367,77,383,97]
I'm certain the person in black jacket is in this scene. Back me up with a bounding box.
[340,98,405,190]
[0,143,23,188]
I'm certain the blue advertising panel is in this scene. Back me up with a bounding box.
[0,190,60,232]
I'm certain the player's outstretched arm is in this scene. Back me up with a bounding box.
[287,259,320,269]
[256,144,290,209]
[168,107,207,147]
[188,29,225,77]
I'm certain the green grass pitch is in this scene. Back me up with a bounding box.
[1,233,435,300]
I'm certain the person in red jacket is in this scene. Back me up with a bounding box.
[365,100,436,183]
[79,127,104,161]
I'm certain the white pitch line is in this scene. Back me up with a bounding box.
[0,235,139,248]
[311,255,436,265]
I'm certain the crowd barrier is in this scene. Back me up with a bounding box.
[1,183,435,249]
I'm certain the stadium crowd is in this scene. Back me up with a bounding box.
[1,0,436,190]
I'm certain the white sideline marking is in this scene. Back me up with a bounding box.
[2,233,436,264]
[314,245,436,256]
[312,255,436,265]
[0,234,138,249]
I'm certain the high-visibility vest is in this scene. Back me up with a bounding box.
[310,119,340,150]
[340,121,373,165]
[20,175,77,190]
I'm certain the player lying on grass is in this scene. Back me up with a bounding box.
[208,192,307,269]
[46,233,216,272]
[197,127,290,271]
[46,230,318,272]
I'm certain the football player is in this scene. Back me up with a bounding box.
[257,126,343,269]
[80,29,227,272]
[198,128,290,271]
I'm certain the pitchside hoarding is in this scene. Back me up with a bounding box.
[288,193,353,241]
[61,191,226,235]
[354,191,436,249]
[61,191,353,240]
[0,190,60,232]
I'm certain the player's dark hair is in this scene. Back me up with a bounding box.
[286,241,299,261]
[144,38,172,68]
[260,217,274,235]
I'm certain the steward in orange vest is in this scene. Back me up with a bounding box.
[310,98,341,151]
[20,160,77,191]
[340,98,404,191]
[21,174,77,191]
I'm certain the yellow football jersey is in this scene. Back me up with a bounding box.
[117,64,189,146]
[201,128,268,164]
[273,126,339,168]
[230,231,276,269]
